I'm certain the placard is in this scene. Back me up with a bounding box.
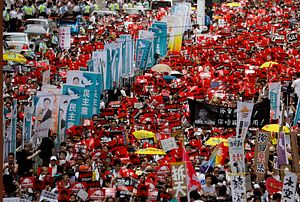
[160,137,178,152]
[171,162,187,197]
[59,26,71,50]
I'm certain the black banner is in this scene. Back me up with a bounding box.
[188,99,270,128]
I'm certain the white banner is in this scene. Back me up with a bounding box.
[281,172,297,202]
[39,190,58,202]
[268,82,281,119]
[236,101,254,139]
[228,138,245,174]
[230,174,247,202]
[197,0,205,26]
[160,137,178,152]
[42,69,51,84]
[59,26,71,50]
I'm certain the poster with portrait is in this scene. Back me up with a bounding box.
[34,94,55,137]
[58,95,72,142]
[188,99,270,128]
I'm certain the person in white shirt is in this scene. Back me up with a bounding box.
[201,174,216,197]
[49,156,58,177]
[292,72,300,104]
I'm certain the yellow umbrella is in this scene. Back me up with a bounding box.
[133,130,155,139]
[262,124,290,133]
[151,64,172,73]
[226,2,241,7]
[205,137,228,146]
[3,52,27,64]
[259,61,279,68]
[136,148,166,155]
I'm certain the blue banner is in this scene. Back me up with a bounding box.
[136,39,151,70]
[149,27,159,55]
[62,85,84,128]
[294,100,300,125]
[95,73,103,115]
[152,21,168,57]
[105,43,117,90]
[10,99,17,155]
[117,37,126,78]
[87,59,94,71]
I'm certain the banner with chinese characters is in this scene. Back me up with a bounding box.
[62,85,84,129]
[281,172,297,202]
[135,39,151,71]
[171,162,187,197]
[228,138,245,174]
[230,174,247,202]
[151,21,168,57]
[138,30,155,68]
[268,82,281,120]
[67,71,101,118]
[188,99,270,128]
[59,26,71,50]
[277,132,288,166]
[236,101,254,139]
[254,132,271,181]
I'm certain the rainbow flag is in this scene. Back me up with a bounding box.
[202,142,228,173]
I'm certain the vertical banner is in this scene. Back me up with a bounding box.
[92,51,106,74]
[236,102,254,139]
[277,132,288,166]
[161,16,176,51]
[230,174,247,202]
[268,82,281,119]
[228,138,245,173]
[281,172,297,202]
[62,85,84,129]
[22,107,34,147]
[290,132,300,173]
[116,37,126,77]
[34,94,55,137]
[197,0,205,26]
[139,30,155,68]
[105,43,117,90]
[293,99,300,125]
[152,21,168,57]
[148,27,159,55]
[10,99,17,155]
[254,132,271,181]
[67,71,99,118]
[171,162,187,198]
[58,95,71,142]
[42,69,51,84]
[135,39,151,71]
[59,26,71,50]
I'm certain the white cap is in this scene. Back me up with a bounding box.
[50,156,57,161]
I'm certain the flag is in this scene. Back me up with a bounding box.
[201,142,228,172]
[182,148,201,191]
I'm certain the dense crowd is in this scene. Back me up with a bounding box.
[2,0,300,201]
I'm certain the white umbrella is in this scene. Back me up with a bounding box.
[170,70,183,76]
[151,64,172,73]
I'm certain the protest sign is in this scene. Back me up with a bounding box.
[189,99,270,128]
[77,189,89,201]
[39,190,58,202]
[254,132,271,181]
[88,188,105,201]
[268,82,281,119]
[59,26,71,50]
[228,138,245,173]
[230,174,247,202]
[281,172,297,202]
[236,101,254,138]
[160,137,178,152]
[171,162,187,197]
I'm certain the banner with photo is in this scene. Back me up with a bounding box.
[42,69,51,84]
[34,94,56,138]
[188,99,270,128]
[135,39,151,71]
[268,82,281,119]
[228,137,245,174]
[236,101,254,139]
[62,85,84,129]
[22,107,34,147]
[148,27,159,55]
[151,21,168,57]
[67,71,101,118]
[9,99,17,155]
